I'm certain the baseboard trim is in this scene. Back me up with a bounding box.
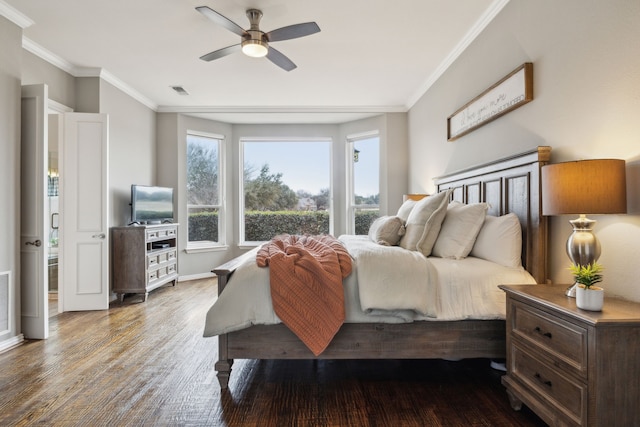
[0,334,25,354]
[178,272,216,282]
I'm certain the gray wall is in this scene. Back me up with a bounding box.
[156,113,234,278]
[408,0,640,301]
[0,15,23,347]
[340,113,409,217]
[100,79,156,228]
[22,50,76,109]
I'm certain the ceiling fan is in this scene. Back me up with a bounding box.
[196,6,320,71]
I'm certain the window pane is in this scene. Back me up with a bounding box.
[350,136,380,234]
[354,207,380,235]
[188,207,219,242]
[353,137,379,206]
[243,140,331,242]
[187,134,219,205]
[187,133,221,243]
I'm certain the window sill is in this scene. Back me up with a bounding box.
[185,244,229,254]
[238,243,264,250]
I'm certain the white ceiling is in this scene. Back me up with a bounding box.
[4,0,504,123]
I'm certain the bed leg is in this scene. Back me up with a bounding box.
[506,389,523,411]
[215,359,233,389]
[216,332,232,389]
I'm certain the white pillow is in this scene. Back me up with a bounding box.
[399,190,451,256]
[396,199,417,222]
[432,202,488,259]
[470,213,523,268]
[368,216,405,246]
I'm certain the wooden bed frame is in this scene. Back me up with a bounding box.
[212,146,551,388]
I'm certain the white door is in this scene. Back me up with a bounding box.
[20,84,49,339]
[60,113,110,311]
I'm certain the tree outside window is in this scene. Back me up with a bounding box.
[241,140,331,243]
[186,132,223,245]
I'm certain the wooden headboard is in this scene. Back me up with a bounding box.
[434,146,551,284]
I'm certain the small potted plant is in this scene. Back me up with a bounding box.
[569,262,604,311]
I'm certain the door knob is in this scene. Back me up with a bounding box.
[25,239,42,247]
[92,233,106,239]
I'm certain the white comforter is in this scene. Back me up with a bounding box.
[203,235,536,337]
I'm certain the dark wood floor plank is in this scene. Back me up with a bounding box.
[0,278,546,426]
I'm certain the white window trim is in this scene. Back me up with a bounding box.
[239,137,333,245]
[185,130,226,251]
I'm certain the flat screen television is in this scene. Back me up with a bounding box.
[130,185,174,224]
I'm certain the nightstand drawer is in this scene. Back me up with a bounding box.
[511,300,587,376]
[512,345,586,425]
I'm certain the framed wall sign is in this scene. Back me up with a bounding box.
[447,63,533,141]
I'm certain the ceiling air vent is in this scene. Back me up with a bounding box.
[171,86,189,95]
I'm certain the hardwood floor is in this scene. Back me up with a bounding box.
[0,278,546,426]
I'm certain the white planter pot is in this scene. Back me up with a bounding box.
[575,285,604,311]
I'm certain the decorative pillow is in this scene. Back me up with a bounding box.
[470,213,523,268]
[368,216,406,246]
[432,202,488,259]
[399,189,451,256]
[396,199,417,222]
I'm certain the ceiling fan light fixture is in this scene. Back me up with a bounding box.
[242,39,268,57]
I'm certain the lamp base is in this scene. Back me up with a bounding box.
[565,214,601,298]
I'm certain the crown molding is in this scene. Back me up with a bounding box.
[97,68,158,110]
[22,37,157,111]
[0,0,33,28]
[406,0,510,109]
[22,37,76,75]
[157,105,407,114]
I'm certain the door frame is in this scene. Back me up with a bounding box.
[20,84,48,339]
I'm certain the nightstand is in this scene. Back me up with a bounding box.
[499,284,640,427]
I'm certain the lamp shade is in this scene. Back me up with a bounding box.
[541,159,627,215]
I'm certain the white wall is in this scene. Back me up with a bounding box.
[408,0,640,301]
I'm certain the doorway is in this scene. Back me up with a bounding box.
[47,114,61,317]
[46,107,68,319]
[22,85,110,339]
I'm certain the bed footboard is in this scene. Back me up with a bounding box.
[212,319,506,389]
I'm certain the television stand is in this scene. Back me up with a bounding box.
[111,223,179,302]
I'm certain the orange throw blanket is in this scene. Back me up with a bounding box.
[256,234,352,356]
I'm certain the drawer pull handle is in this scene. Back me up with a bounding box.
[534,327,552,339]
[534,372,552,387]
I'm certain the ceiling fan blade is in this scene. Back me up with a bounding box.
[266,47,297,71]
[266,22,320,42]
[200,44,242,62]
[196,6,246,37]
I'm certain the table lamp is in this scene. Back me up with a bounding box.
[541,159,627,297]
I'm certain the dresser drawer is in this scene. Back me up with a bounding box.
[512,345,586,425]
[511,300,588,377]
[148,269,159,283]
[147,253,159,268]
[146,226,176,241]
[147,249,176,268]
